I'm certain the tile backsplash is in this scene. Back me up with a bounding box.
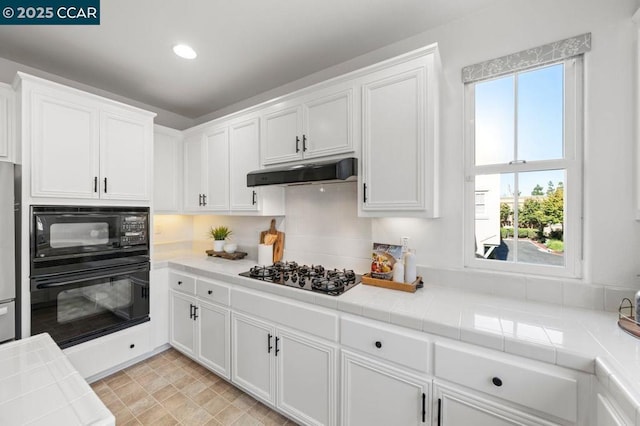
[283,182,371,272]
[153,181,637,312]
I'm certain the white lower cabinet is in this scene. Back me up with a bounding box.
[169,287,231,379]
[341,349,429,426]
[232,311,338,426]
[434,383,560,426]
[596,393,631,426]
[64,322,151,380]
[434,342,581,425]
[169,290,197,357]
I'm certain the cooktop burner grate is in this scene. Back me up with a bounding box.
[239,262,361,296]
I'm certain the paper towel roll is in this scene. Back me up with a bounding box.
[258,244,273,266]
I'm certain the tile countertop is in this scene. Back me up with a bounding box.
[0,333,114,425]
[157,254,640,419]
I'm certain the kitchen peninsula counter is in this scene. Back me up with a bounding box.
[0,333,114,425]
[158,254,640,423]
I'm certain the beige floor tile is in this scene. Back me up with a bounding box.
[135,370,170,393]
[201,393,231,417]
[221,386,243,402]
[104,371,133,390]
[247,402,271,421]
[191,387,218,406]
[263,410,289,426]
[172,399,203,424]
[152,383,179,402]
[233,413,264,426]
[172,373,197,390]
[113,407,136,424]
[125,362,153,379]
[182,378,209,399]
[90,379,109,393]
[128,394,157,417]
[117,383,148,406]
[210,379,233,394]
[163,391,190,411]
[232,393,258,411]
[215,404,244,425]
[204,418,223,426]
[121,418,142,426]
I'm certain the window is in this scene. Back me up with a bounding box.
[464,58,583,277]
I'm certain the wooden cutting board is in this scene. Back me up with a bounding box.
[260,218,285,263]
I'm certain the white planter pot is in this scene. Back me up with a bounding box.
[213,240,225,252]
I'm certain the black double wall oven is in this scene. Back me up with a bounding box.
[30,206,150,348]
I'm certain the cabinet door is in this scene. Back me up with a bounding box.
[31,91,100,198]
[303,89,353,160]
[596,394,628,426]
[169,291,196,358]
[277,328,337,426]
[197,301,230,380]
[262,106,302,165]
[231,313,276,405]
[153,127,182,212]
[183,133,205,211]
[0,84,13,162]
[341,350,428,426]
[362,66,424,211]
[100,110,152,200]
[229,117,260,211]
[203,126,229,211]
[434,384,559,426]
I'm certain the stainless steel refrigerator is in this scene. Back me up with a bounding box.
[0,162,15,342]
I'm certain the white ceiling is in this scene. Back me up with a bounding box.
[0,0,497,119]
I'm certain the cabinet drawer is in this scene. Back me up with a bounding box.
[169,271,195,294]
[64,323,151,379]
[434,342,577,422]
[196,278,230,306]
[341,316,430,373]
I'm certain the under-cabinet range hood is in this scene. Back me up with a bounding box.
[247,157,357,187]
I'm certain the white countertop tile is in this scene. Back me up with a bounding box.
[0,333,114,426]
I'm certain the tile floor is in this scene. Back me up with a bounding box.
[91,348,298,426]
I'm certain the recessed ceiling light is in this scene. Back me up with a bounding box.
[173,44,197,59]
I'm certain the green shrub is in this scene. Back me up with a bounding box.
[546,239,564,252]
[549,229,563,241]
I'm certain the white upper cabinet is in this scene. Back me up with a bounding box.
[18,73,155,201]
[358,47,439,217]
[230,117,261,211]
[153,125,182,212]
[204,126,230,211]
[30,90,100,199]
[0,83,15,163]
[183,118,284,215]
[262,105,302,165]
[100,109,152,200]
[183,131,206,211]
[261,85,354,165]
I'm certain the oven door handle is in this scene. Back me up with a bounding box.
[32,263,149,290]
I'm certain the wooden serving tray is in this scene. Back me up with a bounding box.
[361,273,423,293]
[205,250,248,260]
[618,316,640,339]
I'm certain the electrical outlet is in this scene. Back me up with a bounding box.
[401,236,409,252]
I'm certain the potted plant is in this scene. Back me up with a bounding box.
[209,225,232,252]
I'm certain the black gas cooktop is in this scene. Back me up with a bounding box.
[239,261,361,296]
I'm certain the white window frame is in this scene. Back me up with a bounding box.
[463,57,583,278]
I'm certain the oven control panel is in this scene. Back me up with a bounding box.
[121,216,147,246]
